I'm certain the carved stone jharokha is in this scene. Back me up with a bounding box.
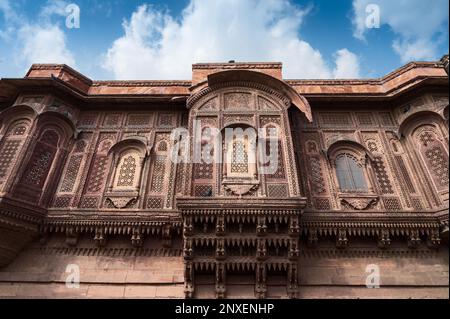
[0,59,448,299]
[179,198,305,299]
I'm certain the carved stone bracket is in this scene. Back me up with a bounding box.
[106,196,138,209]
[336,229,348,249]
[94,228,106,247]
[257,216,267,236]
[341,196,379,210]
[256,239,267,261]
[184,216,193,236]
[216,215,225,235]
[65,227,78,247]
[289,238,300,260]
[287,263,299,299]
[215,238,226,260]
[131,228,143,248]
[307,229,318,248]
[255,264,267,299]
[184,262,195,299]
[427,228,441,249]
[289,215,300,236]
[215,263,226,299]
[408,229,421,249]
[377,229,391,249]
[162,224,172,248]
[223,179,259,196]
[184,238,193,260]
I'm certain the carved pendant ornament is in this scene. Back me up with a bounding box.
[223,179,259,196]
[341,196,379,210]
[106,196,138,209]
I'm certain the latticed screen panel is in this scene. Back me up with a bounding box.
[127,114,152,127]
[150,156,166,193]
[0,140,22,178]
[86,155,109,193]
[320,113,352,127]
[265,140,286,179]
[59,155,83,193]
[194,184,213,197]
[53,196,72,208]
[22,142,56,188]
[231,140,249,174]
[158,114,175,127]
[372,156,394,194]
[314,198,331,210]
[411,197,423,210]
[146,197,163,209]
[80,196,99,209]
[267,184,288,198]
[394,156,416,194]
[103,114,122,127]
[379,112,395,126]
[383,197,402,211]
[356,113,374,126]
[418,130,449,192]
[78,114,98,128]
[424,145,449,189]
[117,155,137,187]
[194,162,214,179]
[308,156,326,194]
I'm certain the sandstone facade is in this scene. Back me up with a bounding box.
[0,57,448,299]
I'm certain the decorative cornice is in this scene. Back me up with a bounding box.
[193,62,282,70]
[187,81,291,109]
[299,248,441,258]
[26,64,93,86]
[91,81,192,87]
[39,246,183,257]
[285,62,443,85]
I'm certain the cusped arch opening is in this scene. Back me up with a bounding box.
[189,70,312,121]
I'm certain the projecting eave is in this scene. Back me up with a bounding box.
[285,61,448,101]
[207,69,313,121]
[0,77,190,105]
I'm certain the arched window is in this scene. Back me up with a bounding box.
[113,151,140,190]
[225,132,256,179]
[231,137,249,174]
[416,128,449,192]
[149,140,168,194]
[22,129,59,188]
[335,153,368,193]
[0,121,30,182]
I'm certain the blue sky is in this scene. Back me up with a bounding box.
[0,0,448,80]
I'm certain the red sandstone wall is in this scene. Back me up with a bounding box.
[1,239,447,299]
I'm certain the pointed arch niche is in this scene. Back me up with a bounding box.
[185,70,307,198]
[105,138,149,209]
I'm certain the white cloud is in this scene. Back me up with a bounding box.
[352,0,448,63]
[18,23,75,66]
[0,0,75,71]
[333,49,360,79]
[103,0,360,80]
